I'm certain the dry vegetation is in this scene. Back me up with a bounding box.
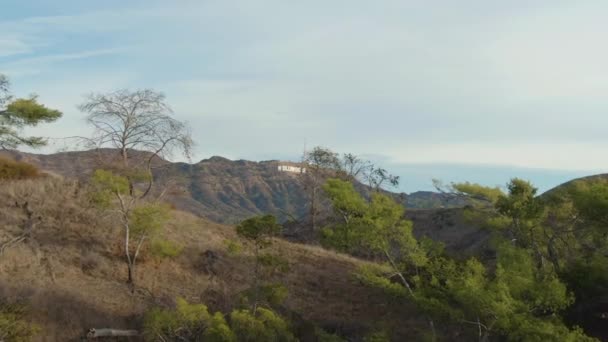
[0,178,421,341]
[0,157,41,180]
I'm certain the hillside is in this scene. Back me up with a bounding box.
[0,178,425,341]
[0,149,467,225]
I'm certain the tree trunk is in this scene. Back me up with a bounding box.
[87,328,139,338]
[428,319,437,342]
[311,186,317,232]
[124,219,135,291]
[252,245,260,314]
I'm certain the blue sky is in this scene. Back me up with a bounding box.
[1,1,606,193]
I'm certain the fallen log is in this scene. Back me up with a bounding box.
[87,328,139,338]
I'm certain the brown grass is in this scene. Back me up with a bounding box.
[0,178,422,341]
[0,156,40,180]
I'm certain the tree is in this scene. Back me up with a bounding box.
[432,179,502,208]
[236,215,285,313]
[90,169,170,288]
[341,153,371,181]
[364,165,400,191]
[323,177,594,341]
[300,146,343,232]
[321,179,367,252]
[79,89,193,197]
[0,74,62,149]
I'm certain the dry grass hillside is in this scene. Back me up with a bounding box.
[0,178,424,341]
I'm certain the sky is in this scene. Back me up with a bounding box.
[1,0,606,193]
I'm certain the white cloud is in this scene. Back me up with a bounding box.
[0,37,31,57]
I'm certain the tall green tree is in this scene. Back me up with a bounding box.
[0,74,62,149]
[323,177,595,341]
[236,215,286,313]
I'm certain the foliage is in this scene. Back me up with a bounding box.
[224,239,243,256]
[323,178,426,267]
[355,264,408,298]
[89,169,130,207]
[0,302,39,342]
[325,176,597,340]
[89,169,171,286]
[315,327,347,342]
[130,203,171,237]
[149,239,183,260]
[363,330,391,342]
[451,182,503,204]
[257,254,290,274]
[0,75,62,149]
[236,214,281,248]
[304,146,341,171]
[203,312,237,342]
[236,215,290,311]
[143,298,211,341]
[0,157,39,180]
[495,178,543,224]
[143,298,300,342]
[244,283,289,307]
[230,307,297,342]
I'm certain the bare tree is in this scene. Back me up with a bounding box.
[341,153,371,181]
[300,146,342,232]
[364,166,400,191]
[79,89,193,197]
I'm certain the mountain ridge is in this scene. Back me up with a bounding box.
[0,149,469,224]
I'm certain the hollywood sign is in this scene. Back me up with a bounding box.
[278,165,306,173]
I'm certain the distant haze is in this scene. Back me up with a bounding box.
[1,1,606,191]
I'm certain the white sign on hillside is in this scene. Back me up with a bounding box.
[278,165,306,173]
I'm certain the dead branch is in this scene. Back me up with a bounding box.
[0,202,39,256]
[86,328,139,338]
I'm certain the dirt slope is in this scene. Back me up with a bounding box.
[0,178,422,341]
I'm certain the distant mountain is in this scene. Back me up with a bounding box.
[0,149,468,224]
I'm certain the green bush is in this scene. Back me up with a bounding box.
[0,157,39,180]
[223,239,243,256]
[143,298,211,341]
[149,239,183,260]
[203,312,236,342]
[230,308,297,342]
[0,302,39,341]
[315,327,346,342]
[143,298,298,342]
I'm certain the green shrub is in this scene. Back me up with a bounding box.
[223,239,243,256]
[0,157,39,180]
[149,239,183,260]
[143,298,211,341]
[230,308,297,342]
[143,298,300,342]
[315,327,346,342]
[0,302,39,341]
[202,312,237,342]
